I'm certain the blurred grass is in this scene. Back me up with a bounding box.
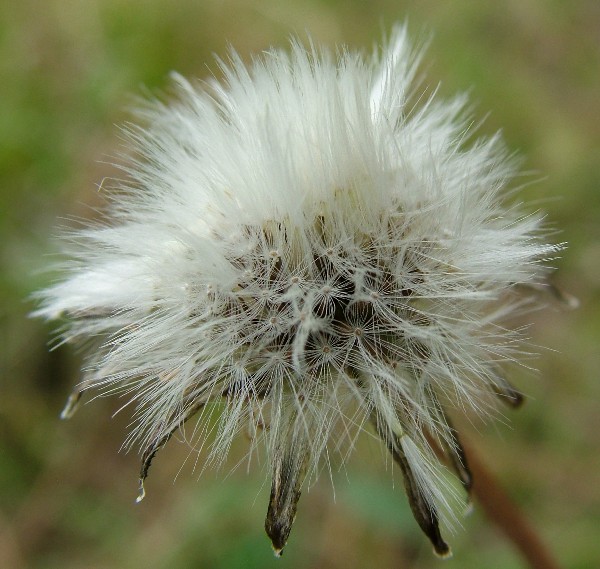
[1,1,599,568]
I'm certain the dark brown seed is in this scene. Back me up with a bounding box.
[429,394,472,494]
[265,439,308,556]
[491,372,524,408]
[136,400,205,502]
[371,414,451,558]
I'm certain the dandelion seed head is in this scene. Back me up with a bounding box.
[33,25,562,555]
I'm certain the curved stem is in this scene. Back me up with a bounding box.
[462,439,561,569]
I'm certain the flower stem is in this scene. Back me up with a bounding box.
[462,439,562,569]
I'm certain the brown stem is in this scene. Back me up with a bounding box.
[462,440,561,569]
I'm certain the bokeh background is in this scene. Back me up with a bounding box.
[2,1,599,568]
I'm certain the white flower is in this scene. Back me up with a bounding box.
[34,25,561,557]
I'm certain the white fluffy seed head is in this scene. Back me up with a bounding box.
[34,25,561,537]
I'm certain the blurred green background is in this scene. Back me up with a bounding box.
[1,1,599,568]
